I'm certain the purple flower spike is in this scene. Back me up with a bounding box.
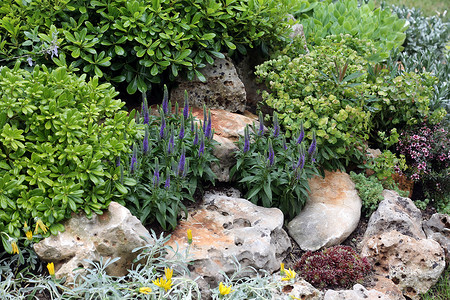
[183,91,189,119]
[160,113,166,139]
[268,139,275,166]
[308,133,316,156]
[198,134,205,157]
[258,112,264,136]
[273,113,280,137]
[143,127,149,154]
[142,93,150,125]
[178,145,186,176]
[202,105,207,133]
[165,172,170,188]
[205,110,212,139]
[282,136,287,150]
[179,116,185,140]
[130,145,137,173]
[162,85,169,115]
[297,124,304,144]
[243,125,250,153]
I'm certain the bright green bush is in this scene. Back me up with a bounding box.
[0,0,294,94]
[295,0,408,61]
[255,35,442,169]
[0,62,137,252]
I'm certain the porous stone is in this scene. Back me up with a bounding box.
[34,202,152,284]
[287,171,362,251]
[171,56,247,112]
[362,190,426,245]
[166,191,291,288]
[361,231,445,300]
[371,275,406,300]
[271,276,323,300]
[423,213,450,262]
[324,284,393,300]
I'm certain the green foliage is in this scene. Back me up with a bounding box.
[296,0,407,60]
[294,245,371,289]
[230,113,320,221]
[0,0,294,94]
[0,62,137,250]
[255,35,440,169]
[364,149,407,184]
[123,93,218,230]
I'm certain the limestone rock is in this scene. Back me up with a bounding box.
[34,202,152,284]
[362,190,426,244]
[423,213,450,261]
[166,191,291,288]
[324,284,393,300]
[287,171,362,251]
[171,56,246,112]
[372,275,406,300]
[361,231,445,299]
[271,276,323,300]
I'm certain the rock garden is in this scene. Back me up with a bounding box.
[0,0,449,299]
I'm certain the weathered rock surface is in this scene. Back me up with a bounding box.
[171,56,246,112]
[34,202,152,283]
[166,190,291,288]
[324,284,393,300]
[361,231,445,300]
[362,190,426,245]
[423,213,450,261]
[287,171,362,251]
[271,276,323,300]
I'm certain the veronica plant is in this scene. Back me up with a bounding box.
[122,89,218,230]
[230,113,320,220]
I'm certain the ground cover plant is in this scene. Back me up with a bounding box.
[230,112,319,220]
[0,61,137,255]
[122,89,218,230]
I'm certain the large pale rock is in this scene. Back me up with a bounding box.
[287,171,362,251]
[166,190,291,288]
[271,276,323,300]
[171,56,247,112]
[423,213,450,261]
[324,284,393,300]
[34,202,152,284]
[191,107,259,182]
[361,231,445,300]
[362,190,426,245]
[372,275,406,300]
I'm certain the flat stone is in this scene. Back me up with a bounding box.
[287,171,362,251]
[324,284,394,300]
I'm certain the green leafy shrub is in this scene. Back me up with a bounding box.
[230,112,320,220]
[0,0,294,94]
[295,0,407,60]
[0,62,137,252]
[255,35,442,169]
[122,90,218,230]
[294,245,371,289]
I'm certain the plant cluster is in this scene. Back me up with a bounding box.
[0,62,137,253]
[122,88,218,230]
[230,112,319,220]
[294,245,371,289]
[396,121,450,213]
[295,0,407,61]
[255,35,443,170]
[0,0,294,95]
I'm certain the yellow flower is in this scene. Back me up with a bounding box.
[187,229,193,244]
[139,287,152,294]
[281,268,296,281]
[219,282,234,295]
[34,219,48,234]
[47,262,55,276]
[26,230,33,240]
[165,267,173,281]
[11,241,19,254]
[153,277,172,292]
[280,262,285,275]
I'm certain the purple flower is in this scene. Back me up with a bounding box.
[190,116,195,132]
[183,91,189,119]
[179,115,185,140]
[268,139,274,166]
[258,112,264,136]
[142,94,150,125]
[160,113,166,139]
[282,136,287,150]
[308,133,316,156]
[130,145,137,173]
[198,134,205,157]
[297,124,304,144]
[296,153,305,170]
[273,113,280,137]
[165,172,170,188]
[205,110,212,139]
[243,125,250,153]
[162,85,169,114]
[178,145,186,176]
[143,126,149,154]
